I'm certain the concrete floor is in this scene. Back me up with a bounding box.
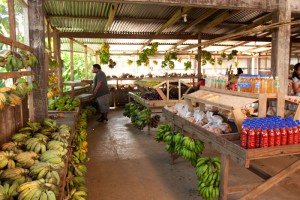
[86,108,300,200]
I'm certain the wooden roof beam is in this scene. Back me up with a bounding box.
[219,41,249,52]
[175,9,219,35]
[58,0,300,13]
[241,43,272,53]
[69,38,96,53]
[139,6,191,52]
[182,18,300,51]
[193,10,239,35]
[229,13,273,34]
[104,3,119,33]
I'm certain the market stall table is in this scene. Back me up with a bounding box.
[63,81,93,97]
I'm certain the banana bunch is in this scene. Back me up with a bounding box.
[155,124,171,142]
[2,141,23,153]
[41,150,67,159]
[40,152,63,164]
[47,140,67,151]
[0,92,8,110]
[25,137,47,154]
[27,121,42,133]
[196,157,221,200]
[8,93,22,106]
[17,126,34,135]
[131,107,151,130]
[17,179,58,200]
[70,176,86,188]
[149,115,160,128]
[71,151,87,164]
[51,132,68,144]
[29,162,60,185]
[49,75,58,84]
[123,102,139,118]
[1,167,29,184]
[0,151,17,169]
[74,129,87,144]
[181,137,204,162]
[69,187,88,200]
[0,49,11,67]
[47,90,55,99]
[173,132,184,154]
[15,152,39,168]
[72,164,87,177]
[12,133,31,142]
[34,133,50,142]
[0,182,19,199]
[48,95,79,110]
[43,118,59,131]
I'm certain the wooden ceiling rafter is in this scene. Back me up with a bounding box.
[182,18,300,51]
[69,38,96,54]
[219,41,249,52]
[138,6,192,52]
[47,15,251,26]
[241,43,272,53]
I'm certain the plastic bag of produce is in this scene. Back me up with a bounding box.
[217,122,232,133]
[208,114,223,124]
[194,110,206,123]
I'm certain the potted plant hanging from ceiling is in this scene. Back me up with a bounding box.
[99,42,110,64]
[108,59,116,69]
[161,51,177,70]
[184,60,192,71]
[136,42,159,66]
[153,60,158,66]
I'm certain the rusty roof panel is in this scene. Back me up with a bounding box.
[116,3,179,19]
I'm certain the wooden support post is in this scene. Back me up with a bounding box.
[178,80,181,101]
[219,154,229,200]
[197,34,202,82]
[258,94,267,117]
[272,0,291,117]
[70,39,74,81]
[167,80,169,102]
[84,46,88,79]
[8,0,16,43]
[53,29,63,92]
[240,159,300,200]
[28,0,47,121]
[47,21,52,53]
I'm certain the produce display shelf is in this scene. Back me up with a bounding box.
[163,108,300,200]
[128,92,182,108]
[49,108,80,200]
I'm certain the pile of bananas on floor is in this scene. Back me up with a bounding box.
[0,118,73,200]
[0,79,38,111]
[63,106,96,200]
[155,124,221,200]
[0,49,38,71]
[123,102,160,129]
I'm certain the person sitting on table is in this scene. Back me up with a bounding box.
[292,63,300,96]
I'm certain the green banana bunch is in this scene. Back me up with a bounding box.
[196,157,221,200]
[155,124,171,142]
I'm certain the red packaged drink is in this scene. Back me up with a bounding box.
[280,124,287,145]
[247,125,256,149]
[274,124,281,146]
[287,125,294,145]
[255,124,262,148]
[260,126,268,148]
[240,123,248,148]
[268,123,275,147]
[293,122,299,144]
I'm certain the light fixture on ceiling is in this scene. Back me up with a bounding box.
[182,14,187,22]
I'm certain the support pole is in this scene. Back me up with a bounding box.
[53,29,63,92]
[272,0,291,117]
[28,0,47,121]
[85,45,88,79]
[197,34,202,83]
[70,39,74,81]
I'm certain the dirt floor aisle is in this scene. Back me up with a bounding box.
[86,108,300,200]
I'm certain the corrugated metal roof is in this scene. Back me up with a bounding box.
[109,20,161,33]
[225,10,267,23]
[45,1,111,17]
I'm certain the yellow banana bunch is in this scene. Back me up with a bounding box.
[2,141,23,154]
[8,93,22,106]
[15,151,39,168]
[70,187,88,200]
[1,167,29,183]
[0,151,16,169]
[47,90,55,99]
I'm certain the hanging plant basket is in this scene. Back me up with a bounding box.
[99,42,110,64]
[127,59,133,66]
